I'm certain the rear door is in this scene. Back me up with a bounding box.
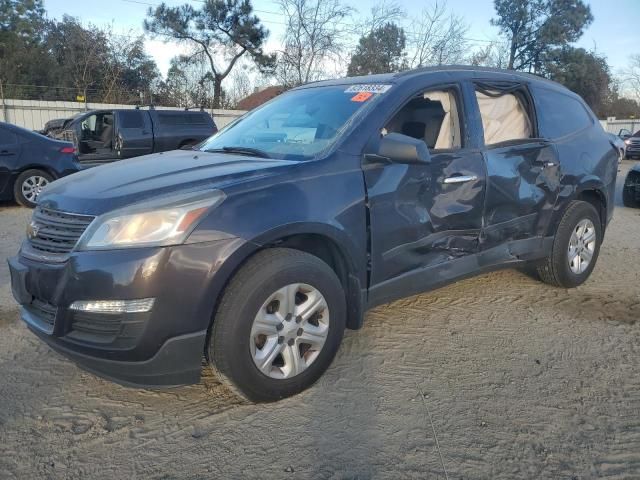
[469,81,561,250]
[0,126,20,197]
[115,110,153,158]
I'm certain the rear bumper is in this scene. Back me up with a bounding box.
[8,236,247,387]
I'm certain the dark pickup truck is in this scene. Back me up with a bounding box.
[50,108,217,164]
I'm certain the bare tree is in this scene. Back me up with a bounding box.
[620,55,640,102]
[355,0,405,36]
[276,0,353,87]
[407,1,470,68]
[468,40,510,68]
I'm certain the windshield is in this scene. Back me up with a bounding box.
[200,85,384,160]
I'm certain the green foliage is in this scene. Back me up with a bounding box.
[145,0,274,107]
[0,1,159,103]
[542,47,610,116]
[347,23,407,76]
[491,0,593,72]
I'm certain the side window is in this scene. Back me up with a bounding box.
[0,127,16,145]
[475,89,532,146]
[119,110,145,129]
[384,89,462,150]
[534,89,593,139]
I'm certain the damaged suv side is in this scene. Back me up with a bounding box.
[9,67,617,401]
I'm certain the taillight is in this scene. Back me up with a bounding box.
[60,146,76,154]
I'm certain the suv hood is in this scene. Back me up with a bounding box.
[38,150,295,215]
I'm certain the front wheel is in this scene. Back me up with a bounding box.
[208,248,346,402]
[536,200,602,288]
[14,169,53,208]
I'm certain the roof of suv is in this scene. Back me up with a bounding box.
[296,65,569,93]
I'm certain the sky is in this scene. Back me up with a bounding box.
[43,0,640,78]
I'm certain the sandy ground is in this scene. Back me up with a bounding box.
[0,162,639,480]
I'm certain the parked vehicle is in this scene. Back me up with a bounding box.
[621,129,640,159]
[8,67,617,402]
[0,121,80,208]
[49,108,218,165]
[608,132,626,164]
[623,164,640,207]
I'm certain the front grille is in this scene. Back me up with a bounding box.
[28,206,94,254]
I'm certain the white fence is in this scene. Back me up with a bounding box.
[599,118,640,135]
[0,99,246,131]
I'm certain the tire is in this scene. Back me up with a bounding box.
[208,248,346,402]
[536,200,602,288]
[13,169,53,208]
[623,175,640,208]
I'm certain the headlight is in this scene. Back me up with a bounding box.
[78,189,225,250]
[625,139,631,145]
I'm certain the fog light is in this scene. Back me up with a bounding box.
[69,298,155,314]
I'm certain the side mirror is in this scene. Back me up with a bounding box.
[376,132,431,165]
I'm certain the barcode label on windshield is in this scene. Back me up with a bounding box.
[344,84,392,94]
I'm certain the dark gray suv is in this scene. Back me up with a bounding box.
[8,67,618,401]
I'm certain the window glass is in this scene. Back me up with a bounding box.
[475,90,532,145]
[158,112,210,126]
[200,86,378,160]
[535,88,593,139]
[0,127,16,145]
[384,90,462,150]
[119,110,145,128]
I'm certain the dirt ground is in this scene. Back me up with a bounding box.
[0,162,639,480]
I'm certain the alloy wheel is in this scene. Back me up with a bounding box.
[567,219,596,274]
[21,175,49,203]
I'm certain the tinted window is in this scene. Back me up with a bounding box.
[535,88,593,139]
[158,112,210,126]
[119,110,145,128]
[0,127,16,145]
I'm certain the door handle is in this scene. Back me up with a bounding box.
[443,174,478,184]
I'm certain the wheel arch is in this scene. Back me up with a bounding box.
[548,181,608,237]
[203,225,367,359]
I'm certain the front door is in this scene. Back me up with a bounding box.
[363,85,486,303]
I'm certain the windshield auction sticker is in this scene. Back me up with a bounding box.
[344,84,392,94]
[351,92,374,102]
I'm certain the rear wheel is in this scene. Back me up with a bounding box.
[623,174,640,208]
[536,200,602,288]
[14,169,53,208]
[208,248,346,402]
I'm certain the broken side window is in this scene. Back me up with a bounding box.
[475,86,533,146]
[384,89,462,151]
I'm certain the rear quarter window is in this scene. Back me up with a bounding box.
[119,111,145,128]
[158,112,211,126]
[534,87,593,139]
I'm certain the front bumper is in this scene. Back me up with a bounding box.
[8,237,246,387]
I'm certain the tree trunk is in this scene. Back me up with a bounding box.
[213,75,223,109]
[508,36,516,70]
